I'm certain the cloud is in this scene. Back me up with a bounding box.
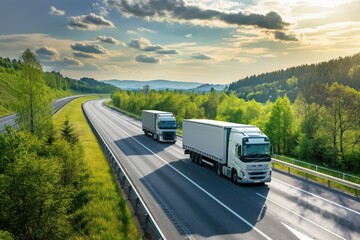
[191,52,212,60]
[128,38,163,51]
[49,6,65,16]
[138,27,155,33]
[71,42,108,54]
[127,27,155,35]
[68,13,115,30]
[143,45,163,51]
[185,33,192,38]
[135,54,159,63]
[157,49,178,55]
[73,52,98,59]
[35,46,60,60]
[97,35,120,44]
[62,56,83,66]
[274,31,298,41]
[106,0,289,30]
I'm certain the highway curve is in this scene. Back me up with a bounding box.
[83,99,360,240]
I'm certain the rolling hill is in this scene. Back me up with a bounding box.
[104,79,203,90]
[228,52,360,103]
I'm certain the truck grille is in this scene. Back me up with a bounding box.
[163,132,175,140]
[248,171,267,180]
[249,171,267,175]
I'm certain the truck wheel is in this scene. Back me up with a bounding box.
[216,163,222,176]
[144,130,148,136]
[232,170,238,184]
[198,155,203,166]
[190,152,195,162]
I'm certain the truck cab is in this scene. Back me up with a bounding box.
[226,128,272,183]
[156,114,177,142]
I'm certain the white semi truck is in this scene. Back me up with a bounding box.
[183,119,271,183]
[142,110,177,143]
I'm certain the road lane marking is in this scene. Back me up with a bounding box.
[102,113,272,240]
[272,178,360,216]
[256,193,346,240]
[281,222,313,240]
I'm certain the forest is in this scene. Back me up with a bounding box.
[228,53,360,103]
[111,84,360,173]
[0,56,117,94]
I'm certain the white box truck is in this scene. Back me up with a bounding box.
[183,119,271,183]
[142,110,177,143]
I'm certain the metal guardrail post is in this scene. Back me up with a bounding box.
[135,197,140,215]
[144,214,150,234]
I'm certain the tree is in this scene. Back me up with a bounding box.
[203,88,219,119]
[265,96,295,155]
[0,129,71,240]
[324,83,360,168]
[60,116,79,145]
[13,49,53,137]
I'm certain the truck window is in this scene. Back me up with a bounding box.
[235,145,241,158]
[243,144,270,157]
[158,121,177,129]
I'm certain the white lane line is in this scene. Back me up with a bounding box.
[256,193,346,240]
[101,112,272,240]
[273,178,360,216]
[281,222,313,240]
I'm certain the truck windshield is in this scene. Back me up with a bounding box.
[158,121,177,129]
[243,144,270,161]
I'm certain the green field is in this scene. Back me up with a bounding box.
[53,96,140,240]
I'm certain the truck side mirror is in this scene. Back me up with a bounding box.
[270,145,274,155]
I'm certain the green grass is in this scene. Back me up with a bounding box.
[53,96,140,240]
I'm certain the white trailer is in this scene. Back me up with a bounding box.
[142,110,177,143]
[183,119,271,183]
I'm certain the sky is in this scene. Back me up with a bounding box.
[0,0,359,84]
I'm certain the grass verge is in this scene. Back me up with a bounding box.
[53,96,140,240]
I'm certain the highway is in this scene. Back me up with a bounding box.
[0,95,81,133]
[83,99,360,240]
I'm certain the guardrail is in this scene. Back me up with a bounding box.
[273,154,360,184]
[82,102,165,240]
[272,158,360,197]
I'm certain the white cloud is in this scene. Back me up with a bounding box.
[35,46,60,61]
[63,56,83,66]
[191,52,212,60]
[97,35,120,45]
[68,13,115,30]
[71,42,108,54]
[135,54,160,63]
[49,6,65,16]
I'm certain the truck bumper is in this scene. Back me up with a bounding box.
[238,170,271,183]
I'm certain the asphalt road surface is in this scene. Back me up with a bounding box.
[83,99,360,240]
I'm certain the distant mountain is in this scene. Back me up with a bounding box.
[104,79,203,90]
[192,83,227,92]
[228,52,360,103]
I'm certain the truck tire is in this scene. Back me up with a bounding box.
[198,154,203,166]
[190,152,195,162]
[232,170,238,184]
[144,130,149,136]
[216,163,222,176]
